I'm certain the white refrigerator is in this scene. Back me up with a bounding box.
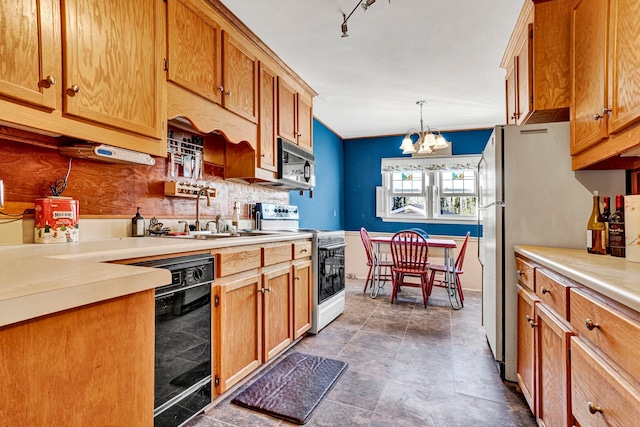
[478,122,625,382]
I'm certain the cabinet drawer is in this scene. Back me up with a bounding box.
[535,269,572,319]
[262,243,292,266]
[293,241,311,259]
[570,289,640,382]
[516,256,535,291]
[217,249,261,277]
[571,337,640,427]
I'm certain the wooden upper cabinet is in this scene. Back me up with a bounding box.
[258,63,278,172]
[222,32,258,124]
[505,61,518,124]
[297,93,313,151]
[571,0,609,155]
[570,0,640,169]
[61,0,162,139]
[278,77,297,143]
[277,77,313,151]
[607,0,640,134]
[515,23,533,125]
[166,0,222,105]
[0,0,58,110]
[501,0,571,126]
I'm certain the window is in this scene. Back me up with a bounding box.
[377,155,480,223]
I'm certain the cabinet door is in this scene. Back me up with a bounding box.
[536,303,573,427]
[215,275,262,393]
[258,63,277,172]
[571,0,609,154]
[166,0,222,104]
[62,0,162,138]
[278,78,297,142]
[506,60,518,124]
[517,288,539,415]
[607,0,640,134]
[293,260,313,339]
[263,266,293,361]
[297,94,313,151]
[0,0,58,110]
[222,32,258,124]
[515,23,533,125]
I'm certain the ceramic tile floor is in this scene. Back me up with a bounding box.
[186,279,536,427]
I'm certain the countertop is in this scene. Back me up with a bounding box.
[515,245,640,312]
[0,233,312,328]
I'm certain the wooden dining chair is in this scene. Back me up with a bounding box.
[389,230,430,307]
[427,231,470,304]
[360,227,393,294]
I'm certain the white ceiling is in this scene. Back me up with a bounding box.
[219,0,524,139]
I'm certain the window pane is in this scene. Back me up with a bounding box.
[391,172,423,194]
[440,196,477,216]
[441,170,476,196]
[390,196,426,215]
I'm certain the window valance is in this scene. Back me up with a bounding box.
[381,155,481,172]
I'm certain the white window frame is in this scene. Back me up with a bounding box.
[377,155,480,224]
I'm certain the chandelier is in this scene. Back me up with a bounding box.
[399,101,450,154]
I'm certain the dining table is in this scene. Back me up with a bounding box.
[369,235,462,309]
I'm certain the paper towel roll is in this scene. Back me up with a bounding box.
[626,195,640,262]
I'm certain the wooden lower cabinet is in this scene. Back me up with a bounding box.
[214,273,262,393]
[0,291,155,426]
[571,337,640,427]
[293,259,313,339]
[517,288,539,413]
[262,265,294,361]
[536,303,573,427]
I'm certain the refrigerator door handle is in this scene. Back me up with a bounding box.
[480,201,506,209]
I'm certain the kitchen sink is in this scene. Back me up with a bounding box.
[163,230,276,239]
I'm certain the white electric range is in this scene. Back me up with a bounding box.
[255,203,346,334]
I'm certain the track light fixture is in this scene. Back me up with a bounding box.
[341,0,388,37]
[361,0,376,11]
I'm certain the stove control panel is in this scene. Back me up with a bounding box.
[256,203,299,220]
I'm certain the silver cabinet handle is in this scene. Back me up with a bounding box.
[593,107,612,121]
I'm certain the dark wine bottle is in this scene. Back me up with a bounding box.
[587,191,606,254]
[601,196,611,254]
[609,195,625,257]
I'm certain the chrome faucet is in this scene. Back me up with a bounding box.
[195,188,211,231]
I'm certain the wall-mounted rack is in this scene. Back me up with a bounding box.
[164,181,216,199]
[166,128,205,180]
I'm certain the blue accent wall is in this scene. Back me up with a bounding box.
[343,129,492,237]
[291,120,344,230]
[292,122,492,237]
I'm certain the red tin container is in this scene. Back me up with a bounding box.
[34,197,79,243]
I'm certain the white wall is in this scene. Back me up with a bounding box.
[344,231,482,292]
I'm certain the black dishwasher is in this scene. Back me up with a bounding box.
[133,254,214,427]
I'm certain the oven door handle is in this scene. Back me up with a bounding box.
[156,281,213,298]
[318,242,347,251]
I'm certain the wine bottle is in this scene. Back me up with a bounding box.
[232,201,239,228]
[601,196,611,254]
[609,194,625,257]
[587,191,606,254]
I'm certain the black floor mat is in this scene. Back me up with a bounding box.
[231,352,348,425]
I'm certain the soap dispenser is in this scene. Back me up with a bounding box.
[132,207,145,237]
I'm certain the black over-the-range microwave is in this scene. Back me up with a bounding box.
[276,138,315,190]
